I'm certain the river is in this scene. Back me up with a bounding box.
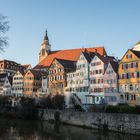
[0,119,139,140]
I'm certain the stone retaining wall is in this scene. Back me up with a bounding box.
[39,109,140,135]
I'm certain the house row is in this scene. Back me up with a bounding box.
[45,51,119,107]
[1,30,140,107]
[34,31,140,106]
[12,69,47,97]
[0,68,47,97]
[0,60,30,96]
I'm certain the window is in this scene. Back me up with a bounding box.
[131,73,134,78]
[126,54,132,59]
[99,69,102,74]
[123,64,125,69]
[134,62,138,68]
[131,63,133,68]
[130,84,133,91]
[135,84,138,91]
[96,70,98,74]
[125,85,127,91]
[126,64,128,69]
[137,72,140,78]
[80,56,84,60]
[136,62,138,68]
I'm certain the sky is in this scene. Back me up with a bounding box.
[0,0,140,67]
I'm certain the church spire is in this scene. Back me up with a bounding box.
[39,29,51,62]
[44,29,49,41]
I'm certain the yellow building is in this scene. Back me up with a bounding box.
[118,48,140,105]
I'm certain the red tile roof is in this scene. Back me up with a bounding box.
[34,47,107,69]
[22,64,31,69]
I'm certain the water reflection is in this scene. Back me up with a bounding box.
[0,119,139,140]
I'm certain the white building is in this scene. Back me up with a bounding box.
[103,62,119,105]
[12,70,24,97]
[88,54,118,104]
[0,73,12,96]
[37,75,48,97]
[66,51,92,108]
[88,54,105,104]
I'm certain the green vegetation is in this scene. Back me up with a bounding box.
[38,94,65,110]
[0,96,38,119]
[105,104,140,114]
[0,95,65,119]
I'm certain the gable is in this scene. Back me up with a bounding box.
[25,71,34,77]
[4,77,11,86]
[120,50,140,63]
[104,63,115,75]
[90,55,103,64]
[50,59,64,69]
[77,53,87,63]
[16,71,23,76]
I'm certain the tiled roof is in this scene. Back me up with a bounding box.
[95,53,116,64]
[131,50,140,58]
[110,61,118,73]
[34,47,106,69]
[22,64,31,69]
[28,69,47,77]
[56,58,76,70]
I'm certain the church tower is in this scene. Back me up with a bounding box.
[39,30,51,62]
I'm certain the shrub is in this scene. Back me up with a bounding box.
[105,105,138,114]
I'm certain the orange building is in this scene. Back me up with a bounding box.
[23,69,47,96]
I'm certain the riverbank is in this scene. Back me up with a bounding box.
[0,118,140,140]
[39,109,140,135]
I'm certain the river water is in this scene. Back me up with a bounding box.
[0,119,139,140]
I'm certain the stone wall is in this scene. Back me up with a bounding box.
[39,109,140,135]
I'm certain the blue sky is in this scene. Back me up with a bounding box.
[0,0,140,67]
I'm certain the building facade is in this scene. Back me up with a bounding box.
[103,62,119,105]
[66,52,92,107]
[48,58,76,95]
[23,70,43,96]
[88,54,118,104]
[0,73,12,96]
[88,54,105,104]
[118,49,140,105]
[12,70,24,97]
[37,75,48,97]
[0,60,23,76]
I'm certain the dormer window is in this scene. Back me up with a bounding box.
[80,56,84,60]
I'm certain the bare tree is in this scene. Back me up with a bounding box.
[0,14,9,51]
